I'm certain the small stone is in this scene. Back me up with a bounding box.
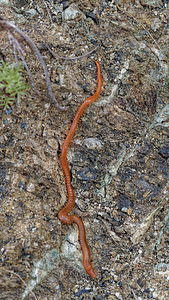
[140,0,163,8]
[0,0,9,4]
[83,138,103,150]
[27,182,35,192]
[151,17,161,31]
[47,138,58,150]
[62,4,84,21]
[25,9,38,17]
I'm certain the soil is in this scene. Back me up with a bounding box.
[0,1,168,299]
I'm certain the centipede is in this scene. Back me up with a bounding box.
[58,61,102,278]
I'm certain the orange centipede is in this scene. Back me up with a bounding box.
[58,61,102,278]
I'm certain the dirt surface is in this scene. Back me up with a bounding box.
[0,1,169,299]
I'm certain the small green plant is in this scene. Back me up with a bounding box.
[0,60,29,110]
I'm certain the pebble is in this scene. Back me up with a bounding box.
[83,138,103,150]
[62,4,84,21]
[140,0,163,8]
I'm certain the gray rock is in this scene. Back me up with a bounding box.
[62,4,85,21]
[151,17,162,32]
[0,0,9,4]
[141,0,163,8]
[24,8,38,17]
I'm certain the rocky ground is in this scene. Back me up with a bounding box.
[0,0,168,299]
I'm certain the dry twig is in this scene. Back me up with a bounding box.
[7,30,39,94]
[45,43,99,60]
[0,15,65,110]
[34,26,99,61]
